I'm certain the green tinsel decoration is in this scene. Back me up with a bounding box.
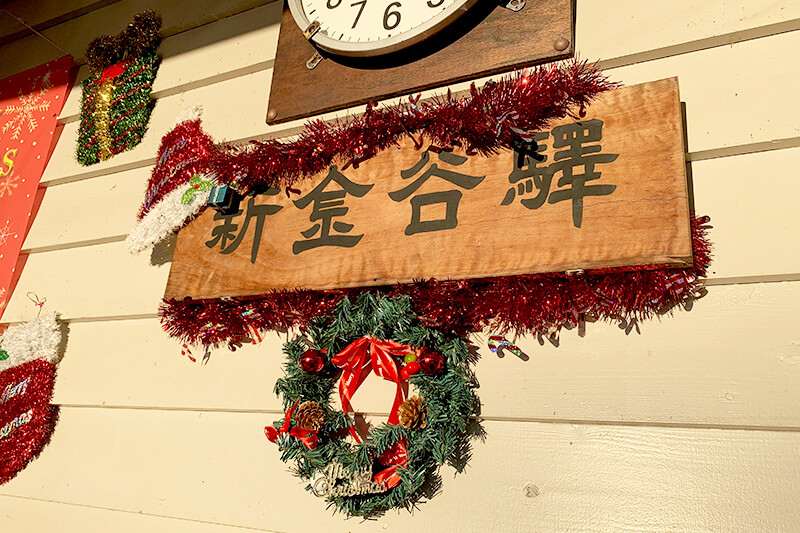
[269,294,480,517]
[77,11,161,166]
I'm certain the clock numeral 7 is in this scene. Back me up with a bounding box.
[383,2,401,30]
[350,0,366,28]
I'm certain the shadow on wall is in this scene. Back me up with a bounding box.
[150,232,176,266]
[0,1,283,79]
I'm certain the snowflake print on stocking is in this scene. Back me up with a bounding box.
[1,74,52,140]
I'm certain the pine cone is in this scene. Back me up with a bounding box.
[295,401,326,431]
[398,396,427,430]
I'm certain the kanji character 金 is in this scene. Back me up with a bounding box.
[292,166,374,255]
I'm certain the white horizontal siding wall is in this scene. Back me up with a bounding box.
[0,1,798,531]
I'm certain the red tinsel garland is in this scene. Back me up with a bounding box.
[0,359,58,484]
[138,60,613,223]
[152,60,712,347]
[208,60,618,193]
[161,216,711,347]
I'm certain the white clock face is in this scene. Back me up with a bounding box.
[288,0,479,57]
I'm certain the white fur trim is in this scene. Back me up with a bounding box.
[0,311,61,372]
[175,105,203,125]
[126,177,214,254]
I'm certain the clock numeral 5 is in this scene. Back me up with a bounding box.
[383,2,402,30]
[427,0,445,6]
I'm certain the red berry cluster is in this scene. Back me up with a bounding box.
[400,348,444,380]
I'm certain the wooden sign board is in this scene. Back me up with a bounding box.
[167,78,692,300]
[266,0,574,124]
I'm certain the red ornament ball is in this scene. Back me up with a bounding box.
[418,349,445,375]
[299,349,325,374]
[400,361,421,381]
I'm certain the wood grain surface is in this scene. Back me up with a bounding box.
[266,0,574,123]
[166,78,691,299]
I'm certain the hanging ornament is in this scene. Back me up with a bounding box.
[77,11,162,166]
[487,335,524,359]
[265,295,479,517]
[299,349,325,374]
[418,348,445,375]
[0,308,62,484]
[126,106,218,254]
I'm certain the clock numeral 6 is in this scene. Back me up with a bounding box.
[383,1,402,30]
[427,0,445,6]
[326,0,342,8]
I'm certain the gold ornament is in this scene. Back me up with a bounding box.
[295,401,326,431]
[398,396,427,430]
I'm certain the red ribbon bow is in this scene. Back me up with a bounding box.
[99,60,129,82]
[332,337,419,488]
[331,337,416,434]
[264,399,319,450]
[374,439,408,488]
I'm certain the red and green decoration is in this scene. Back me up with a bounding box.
[0,310,62,484]
[266,294,478,517]
[77,11,161,166]
[126,106,218,254]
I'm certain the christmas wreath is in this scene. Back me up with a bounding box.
[265,294,479,517]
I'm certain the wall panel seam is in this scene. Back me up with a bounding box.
[31,404,800,433]
[594,18,800,70]
[4,0,280,69]
[0,1,124,47]
[54,15,800,125]
[59,60,276,125]
[48,17,800,176]
[39,131,800,191]
[0,493,285,533]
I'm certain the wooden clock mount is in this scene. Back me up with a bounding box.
[266,0,576,124]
